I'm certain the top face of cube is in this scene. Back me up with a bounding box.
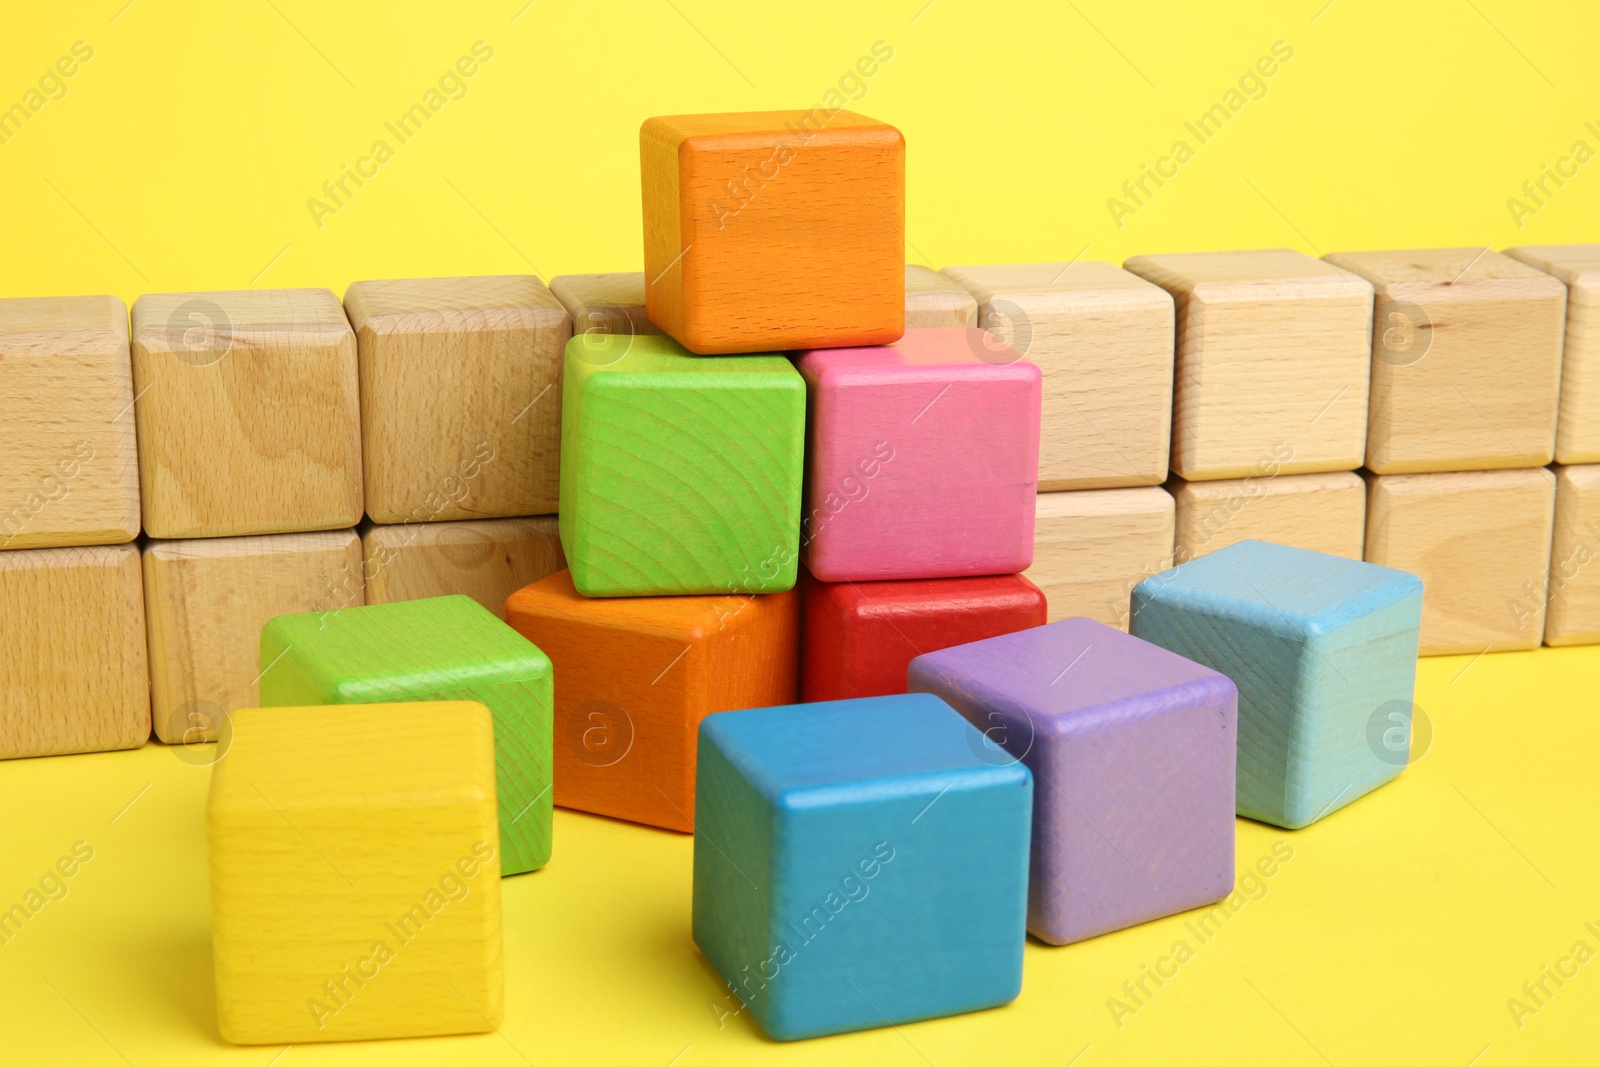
[0,294,127,354]
[701,693,1027,806]
[822,572,1046,618]
[1325,247,1564,295]
[549,273,662,339]
[1133,539,1423,641]
[132,288,351,359]
[1505,244,1600,288]
[943,260,1172,308]
[505,568,771,642]
[796,327,1040,384]
[344,275,567,333]
[1124,248,1373,302]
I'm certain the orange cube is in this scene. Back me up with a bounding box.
[504,571,798,831]
[641,110,905,354]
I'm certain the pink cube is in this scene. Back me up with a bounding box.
[795,329,1041,582]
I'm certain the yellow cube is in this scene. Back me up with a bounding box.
[207,702,503,1044]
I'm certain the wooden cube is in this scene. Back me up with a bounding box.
[1324,247,1566,473]
[141,530,362,744]
[641,111,904,353]
[693,695,1030,1039]
[363,517,564,620]
[797,329,1040,582]
[549,272,662,343]
[1504,245,1600,463]
[1363,468,1558,655]
[1172,470,1365,564]
[910,618,1236,944]
[208,702,502,1044]
[131,289,362,538]
[259,596,552,875]
[560,334,805,597]
[0,544,150,758]
[1123,249,1372,480]
[904,264,977,328]
[0,296,140,550]
[1132,540,1423,828]
[1026,487,1174,629]
[1546,465,1600,646]
[941,261,1174,489]
[504,570,798,832]
[801,572,1047,702]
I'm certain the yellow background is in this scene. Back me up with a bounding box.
[3,0,1598,1064]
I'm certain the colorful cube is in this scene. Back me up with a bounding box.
[796,328,1041,582]
[258,595,552,875]
[908,617,1236,944]
[208,702,502,1043]
[693,694,1031,1040]
[559,333,805,597]
[1130,540,1423,829]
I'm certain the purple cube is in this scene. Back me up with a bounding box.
[908,617,1236,945]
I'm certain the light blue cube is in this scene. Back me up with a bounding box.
[1130,539,1423,829]
[692,694,1032,1041]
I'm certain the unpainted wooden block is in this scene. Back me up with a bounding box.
[0,296,140,550]
[641,111,905,353]
[0,544,150,758]
[1363,468,1557,655]
[1546,465,1600,646]
[1172,470,1365,564]
[363,517,564,620]
[344,276,567,523]
[904,264,977,328]
[1026,487,1174,629]
[141,530,362,745]
[504,570,798,832]
[130,289,362,538]
[549,272,662,348]
[1324,247,1566,473]
[208,702,502,1044]
[942,261,1174,489]
[1504,245,1600,463]
[1123,249,1372,480]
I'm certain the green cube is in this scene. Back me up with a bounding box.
[559,333,805,597]
[258,595,553,875]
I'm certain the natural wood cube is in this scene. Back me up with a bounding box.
[0,544,149,758]
[1324,247,1566,473]
[641,111,904,353]
[141,530,362,744]
[942,260,1174,490]
[1546,464,1600,647]
[904,264,977,328]
[130,289,362,538]
[345,276,569,523]
[1026,487,1175,629]
[1504,245,1600,463]
[1172,470,1365,564]
[549,272,661,342]
[1363,468,1557,655]
[1123,249,1372,480]
[1,295,140,549]
[363,517,565,620]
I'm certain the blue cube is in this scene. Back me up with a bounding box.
[1130,539,1423,829]
[693,693,1032,1040]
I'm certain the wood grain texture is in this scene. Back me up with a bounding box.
[904,264,977,328]
[130,289,362,538]
[1172,470,1365,564]
[259,595,552,875]
[941,261,1174,490]
[909,617,1236,945]
[0,543,149,758]
[1130,539,1423,828]
[641,110,905,353]
[549,272,662,342]
[142,530,362,744]
[344,276,569,522]
[208,702,502,1044]
[693,695,1030,1040]
[1123,249,1372,480]
[560,333,805,597]
[1504,245,1600,463]
[1363,468,1557,655]
[1026,487,1174,629]
[0,295,140,550]
[796,329,1041,582]
[1546,464,1600,646]
[363,517,565,620]
[504,569,798,832]
[1324,247,1566,473]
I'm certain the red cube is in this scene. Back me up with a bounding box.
[801,571,1048,702]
